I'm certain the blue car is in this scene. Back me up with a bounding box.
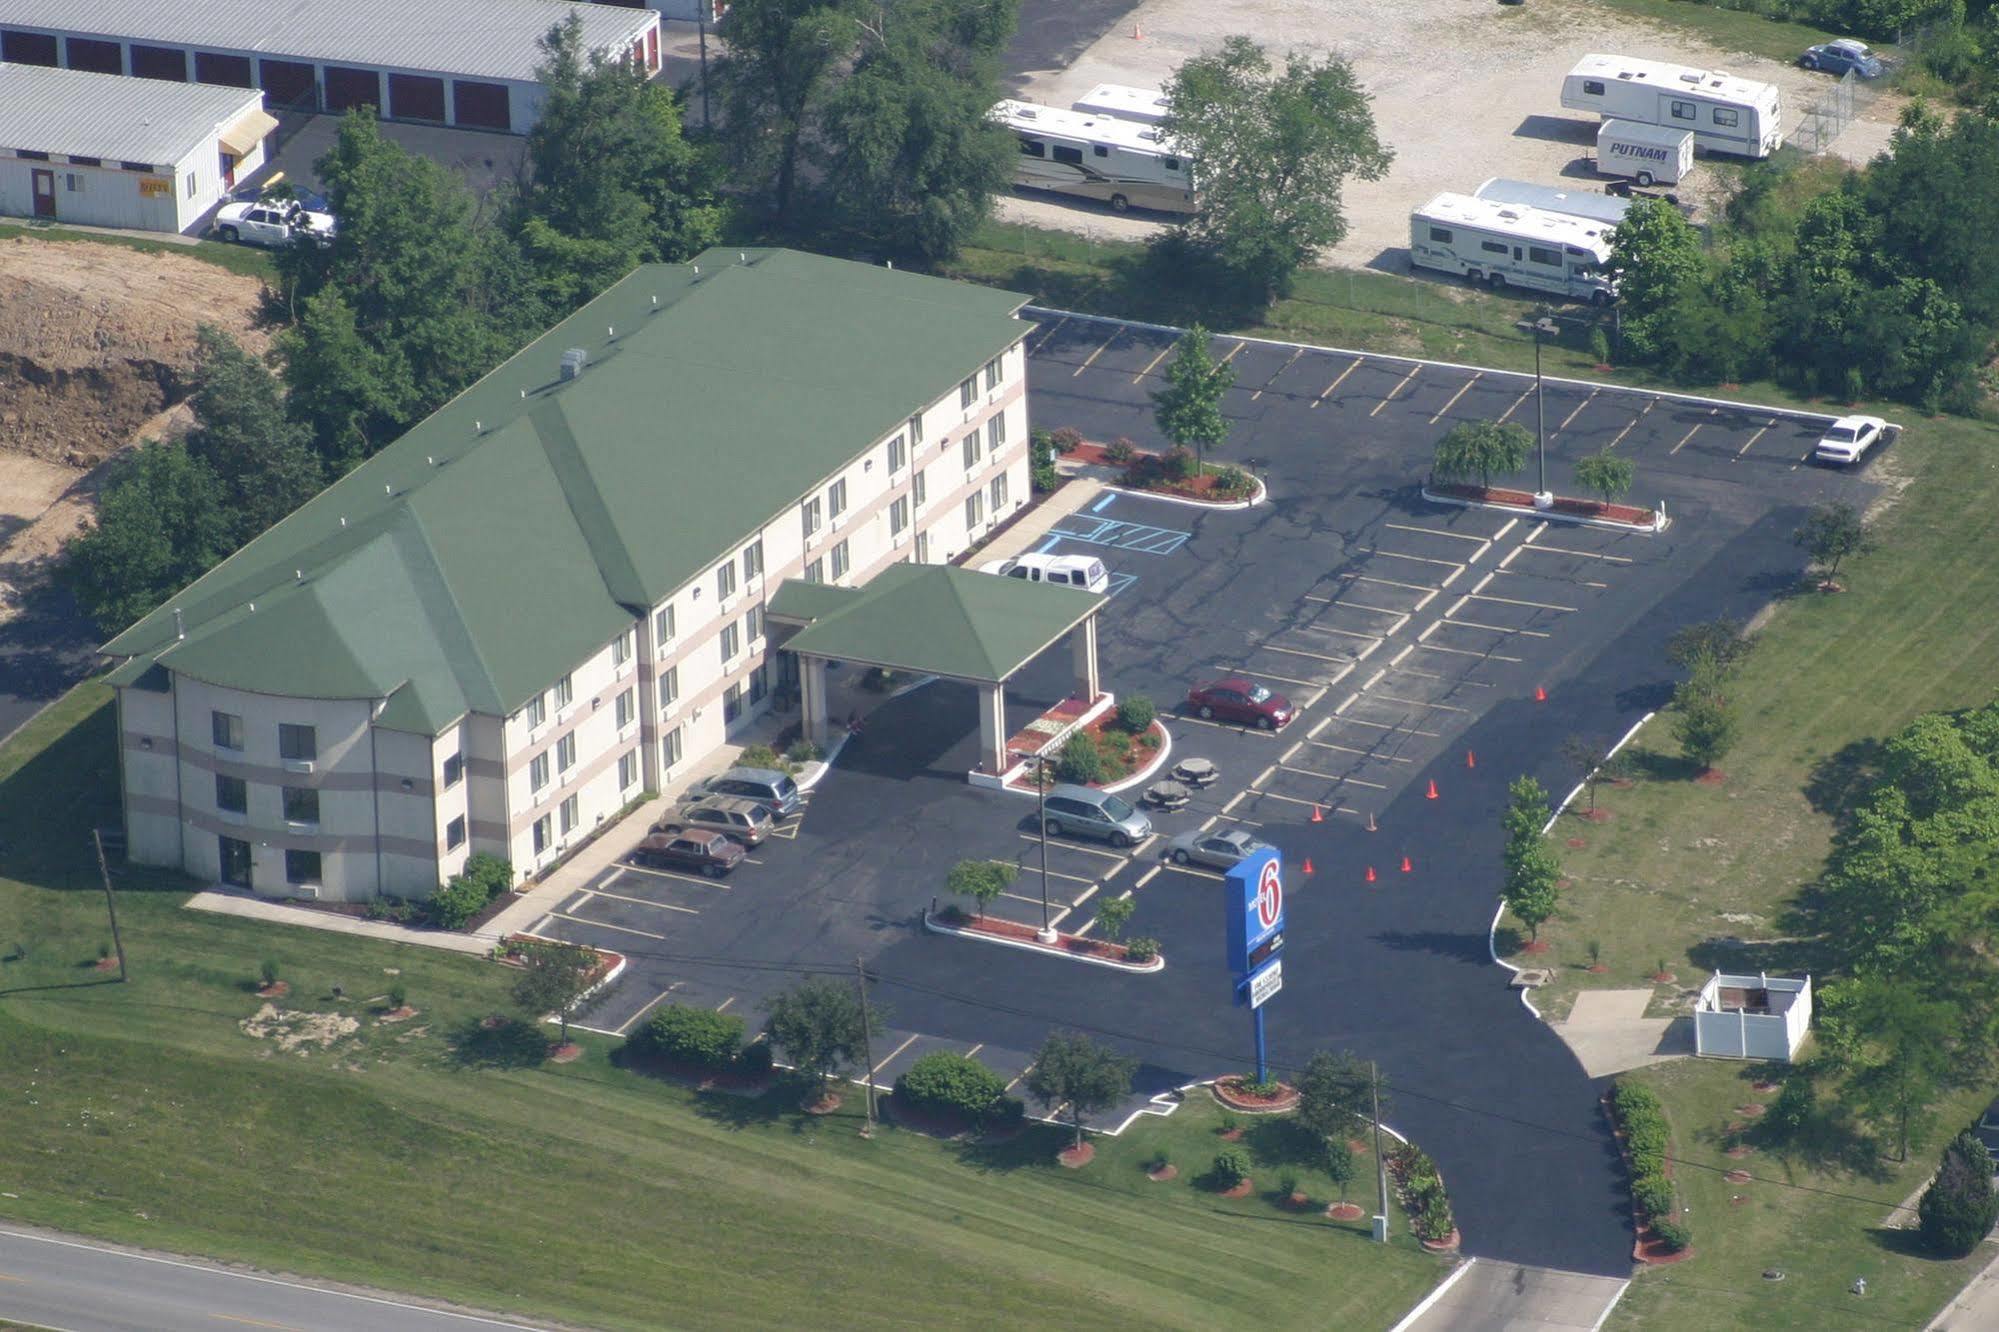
[1800,39,1884,78]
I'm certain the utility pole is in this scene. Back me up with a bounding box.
[855,956,877,1137]
[91,829,127,982]
[1036,756,1055,943]
[1516,314,1560,506]
[1371,1059,1388,1243]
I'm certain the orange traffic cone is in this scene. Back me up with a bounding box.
[1466,750,1477,769]
[1311,804,1324,823]
[1132,21,1144,38]
[1302,857,1315,875]
[1364,865,1377,883]
[1535,685,1548,702]
[1365,810,1378,833]
[1400,854,1414,873]
[1426,778,1439,800]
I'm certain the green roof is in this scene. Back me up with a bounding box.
[102,249,1029,732]
[766,580,866,623]
[780,565,1102,684]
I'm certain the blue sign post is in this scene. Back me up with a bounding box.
[1224,848,1285,1084]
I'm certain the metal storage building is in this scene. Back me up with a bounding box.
[0,0,660,135]
[0,62,273,233]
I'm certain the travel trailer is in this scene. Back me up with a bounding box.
[992,99,1195,214]
[1070,83,1171,126]
[1561,54,1782,158]
[1408,192,1616,304]
[1595,119,1696,185]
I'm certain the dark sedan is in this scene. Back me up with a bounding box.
[1186,676,1295,730]
[630,831,745,878]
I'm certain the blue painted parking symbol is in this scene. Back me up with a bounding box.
[1048,517,1191,556]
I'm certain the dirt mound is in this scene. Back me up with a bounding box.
[0,235,268,468]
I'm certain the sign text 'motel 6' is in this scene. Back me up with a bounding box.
[1224,848,1285,1082]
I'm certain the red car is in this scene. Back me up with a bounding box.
[1187,676,1295,730]
[630,831,745,878]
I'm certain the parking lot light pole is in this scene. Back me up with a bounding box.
[1032,756,1057,944]
[1517,314,1561,509]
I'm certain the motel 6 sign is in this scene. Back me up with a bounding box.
[1225,848,1285,1009]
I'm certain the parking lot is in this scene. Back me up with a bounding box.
[536,314,1875,1275]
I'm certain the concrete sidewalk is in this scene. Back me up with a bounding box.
[1398,1260,1628,1332]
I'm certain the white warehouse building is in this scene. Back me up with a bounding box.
[103,249,1034,903]
[0,62,274,232]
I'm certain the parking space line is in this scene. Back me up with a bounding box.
[1026,316,1069,356]
[1133,864,1163,889]
[1355,638,1387,661]
[873,1034,921,1074]
[1309,738,1413,762]
[1072,328,1124,377]
[1385,522,1490,544]
[1443,616,1552,638]
[1496,566,1610,589]
[1370,365,1421,417]
[548,910,669,940]
[1445,595,1468,617]
[1416,641,1522,663]
[1497,388,1532,423]
[1410,588,1440,613]
[1428,373,1480,424]
[1515,543,1633,564]
[1266,635,1375,654]
[1213,812,1265,827]
[1497,544,1524,569]
[1221,664,1322,689]
[1369,691,1470,713]
[584,886,704,913]
[1254,787,1353,809]
[1335,691,1360,714]
[1325,714,1440,737]
[1132,342,1173,384]
[1388,663,1493,686]
[1416,620,1441,642]
[1734,418,1777,459]
[1176,712,1285,738]
[1220,339,1249,365]
[1372,549,1462,570]
[1388,643,1414,666]
[1312,358,1363,408]
[1278,763,1387,789]
[1467,591,1578,612]
[1608,399,1655,450]
[1670,407,1717,454]
[563,891,591,913]
[1469,570,1495,595]
[1362,666,1387,690]
[1016,834,1127,862]
[1159,862,1225,881]
[1251,347,1303,400]
[1326,598,1407,616]
[1467,539,1494,565]
[1557,390,1598,432]
[1337,573,1438,594]
[716,996,736,1012]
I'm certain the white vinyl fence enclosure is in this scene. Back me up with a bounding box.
[1694,972,1812,1062]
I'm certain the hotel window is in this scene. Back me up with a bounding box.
[560,795,579,835]
[215,773,247,814]
[801,496,822,539]
[984,357,1001,391]
[655,604,675,647]
[890,495,909,536]
[830,540,850,580]
[749,664,769,703]
[619,751,639,791]
[556,733,576,772]
[742,540,763,583]
[285,849,321,884]
[716,558,737,601]
[278,723,315,761]
[554,673,574,709]
[615,687,635,730]
[211,710,243,751]
[443,752,464,788]
[613,628,633,668]
[828,478,848,521]
[987,413,1005,451]
[909,412,925,448]
[959,377,976,408]
[532,815,552,855]
[282,786,319,824]
[446,816,466,850]
[527,692,546,728]
[804,557,824,584]
[915,531,931,563]
[661,725,683,771]
[991,473,1009,512]
[720,621,740,662]
[724,681,744,723]
[888,434,907,472]
[965,491,985,529]
[962,433,981,470]
[658,664,679,711]
[746,604,764,642]
[530,753,550,792]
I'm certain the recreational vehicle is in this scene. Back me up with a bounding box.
[1473,177,1632,228]
[1561,54,1782,158]
[992,99,1196,214]
[1408,193,1616,304]
[1594,120,1695,185]
[1071,83,1171,126]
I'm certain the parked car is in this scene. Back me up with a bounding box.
[1164,827,1271,870]
[630,831,745,878]
[213,199,336,248]
[1186,676,1294,730]
[687,766,801,818]
[658,795,773,847]
[228,181,332,213]
[1041,783,1153,848]
[1800,39,1884,78]
[1813,414,1889,466]
[978,551,1110,592]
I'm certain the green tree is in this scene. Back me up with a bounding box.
[279,289,396,475]
[1794,501,1867,584]
[1431,419,1531,491]
[1671,684,1737,773]
[510,940,601,1047]
[1664,618,1749,675]
[57,441,229,634]
[1324,1136,1357,1204]
[1503,836,1562,943]
[1296,1050,1375,1142]
[1150,325,1235,475]
[763,978,882,1094]
[945,858,1014,919]
[1561,734,1613,812]
[1158,36,1391,298]
[1501,775,1552,849]
[715,0,860,229]
[1606,198,1707,360]
[1024,1030,1138,1148]
[1094,894,1134,943]
[818,0,1017,261]
[180,327,322,546]
[1842,980,1955,1161]
[1573,448,1634,506]
[1918,1130,1999,1257]
[895,1050,1008,1122]
[513,16,723,310]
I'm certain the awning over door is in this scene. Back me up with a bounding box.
[219,109,279,156]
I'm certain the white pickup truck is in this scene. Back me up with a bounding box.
[213,199,337,249]
[977,551,1109,592]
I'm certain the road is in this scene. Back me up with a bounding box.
[0,1224,549,1332]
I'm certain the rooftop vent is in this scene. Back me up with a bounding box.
[560,347,588,381]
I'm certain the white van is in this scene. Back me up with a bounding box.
[979,552,1110,592]
[1596,120,1695,186]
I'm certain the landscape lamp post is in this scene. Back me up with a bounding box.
[1517,314,1560,508]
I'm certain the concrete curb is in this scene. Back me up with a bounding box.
[1421,486,1666,534]
[1101,472,1267,511]
[921,909,1164,973]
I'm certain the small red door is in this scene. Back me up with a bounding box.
[30,168,55,219]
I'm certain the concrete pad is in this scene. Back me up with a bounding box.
[1555,989,1691,1078]
[1399,1260,1629,1332]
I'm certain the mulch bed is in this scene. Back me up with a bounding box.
[1065,440,1257,504]
[1071,713,1167,786]
[1520,940,1551,955]
[1282,1191,1313,1210]
[1566,836,1588,849]
[631,1054,775,1097]
[1725,1169,1753,1184]
[378,1006,418,1023]
[1586,965,1610,974]
[802,1090,843,1116]
[1604,1089,1694,1266]
[93,957,119,972]
[1420,1228,1462,1254]
[1695,769,1727,787]
[256,981,290,999]
[1751,1080,1781,1093]
[1212,1076,1301,1114]
[1652,972,1678,984]
[1218,1127,1245,1141]
[1428,481,1655,526]
[1148,1164,1179,1182]
[1735,1103,1768,1117]
[1581,808,1614,823]
[548,1042,583,1064]
[1217,1179,1254,1198]
[935,909,1145,964]
[1058,1142,1096,1169]
[1326,1202,1366,1221]
[883,1095,983,1140]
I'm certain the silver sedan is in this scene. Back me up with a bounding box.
[1164,828,1270,870]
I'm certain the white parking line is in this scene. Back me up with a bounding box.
[1016,834,1127,862]
[1254,787,1356,808]
[1133,865,1163,890]
[1497,388,1532,423]
[1670,407,1717,454]
[1557,391,1597,431]
[1277,763,1388,789]
[1073,329,1124,377]
[1388,663,1493,686]
[1337,572,1438,594]
[1439,566,1466,588]
[1467,591,1578,612]
[1251,347,1304,399]
[548,910,669,940]
[1373,550,1462,570]
[1388,643,1415,666]
[873,1033,921,1074]
[1323,714,1441,737]
[585,886,704,914]
[1469,570,1495,595]
[1221,664,1323,689]
[1362,666,1387,690]
[1309,738,1413,762]
[1385,522,1490,544]
[1159,861,1225,881]
[1268,631,1378,652]
[619,862,732,886]
[1497,544,1524,570]
[1443,616,1553,638]
[1416,641,1523,663]
[1026,316,1070,355]
[1368,691,1470,713]
[1734,418,1776,459]
[1608,398,1655,450]
[1515,543,1633,564]
[1496,566,1609,589]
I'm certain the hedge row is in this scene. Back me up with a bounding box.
[1614,1079,1689,1253]
[626,1003,773,1075]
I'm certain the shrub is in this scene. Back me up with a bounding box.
[1212,464,1252,496]
[1095,732,1130,780]
[1124,936,1160,962]
[259,959,280,986]
[739,742,787,773]
[1161,445,1197,481]
[1051,426,1085,454]
[1765,1074,1817,1138]
[1632,1171,1676,1220]
[1239,1076,1283,1098]
[785,738,823,765]
[463,853,514,898]
[387,982,408,1010]
[1649,1216,1691,1253]
[1278,1169,1300,1196]
[1032,457,1061,493]
[1211,1146,1251,1189]
[945,859,1016,918]
[1056,731,1106,785]
[1217,1108,1239,1135]
[426,873,493,930]
[1415,1191,1455,1242]
[1149,1148,1172,1171]
[1138,730,1161,750]
[641,1004,749,1068]
[365,895,418,924]
[1589,326,1612,366]
[895,1051,1008,1122]
[1103,436,1136,463]
[1919,1131,1999,1258]
[1117,695,1157,734]
[97,941,112,961]
[737,1039,775,1075]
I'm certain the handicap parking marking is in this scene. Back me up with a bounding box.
[1103,571,1140,598]
[1047,515,1192,556]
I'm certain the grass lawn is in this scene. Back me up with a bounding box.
[0,682,1440,1330]
[0,222,277,281]
[1608,1058,1990,1328]
[1583,0,1848,66]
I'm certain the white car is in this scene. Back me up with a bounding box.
[1813,414,1889,466]
[214,199,337,249]
[977,551,1109,592]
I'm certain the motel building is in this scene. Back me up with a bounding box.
[104,249,1036,902]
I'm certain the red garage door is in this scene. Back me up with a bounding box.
[195,51,253,87]
[65,36,121,74]
[452,80,510,130]
[129,43,186,80]
[323,65,380,113]
[258,58,314,107]
[1,30,59,66]
[388,72,445,122]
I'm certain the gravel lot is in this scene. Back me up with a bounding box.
[1001,0,1903,270]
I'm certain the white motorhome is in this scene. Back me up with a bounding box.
[1562,54,1782,158]
[1071,83,1170,126]
[1596,120,1696,185]
[1474,177,1632,228]
[992,99,1196,214]
[1409,193,1616,304]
